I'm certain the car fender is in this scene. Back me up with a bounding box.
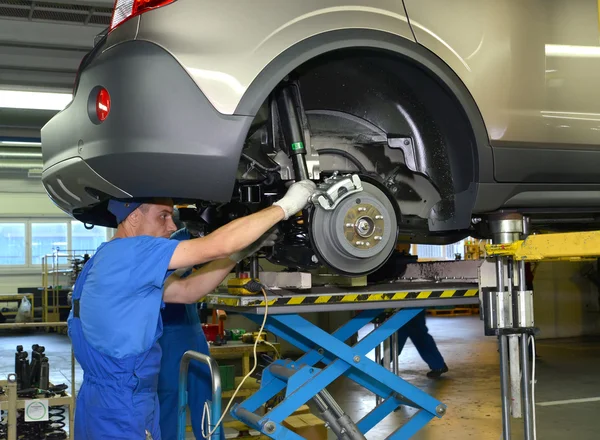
[236,28,493,185]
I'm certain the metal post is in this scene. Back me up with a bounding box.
[391,331,399,376]
[7,374,16,440]
[496,257,511,440]
[250,255,259,280]
[518,260,527,291]
[508,335,521,418]
[374,322,382,405]
[505,257,521,421]
[236,261,244,278]
[506,257,514,290]
[496,258,505,293]
[520,334,533,439]
[499,335,511,440]
[518,258,534,439]
[178,351,222,440]
[383,338,391,373]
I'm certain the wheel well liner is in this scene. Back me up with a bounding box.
[236,29,492,231]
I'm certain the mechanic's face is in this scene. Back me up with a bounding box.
[136,199,178,238]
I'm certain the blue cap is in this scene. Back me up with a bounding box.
[108,199,142,224]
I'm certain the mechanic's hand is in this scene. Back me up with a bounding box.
[229,228,280,263]
[272,179,317,220]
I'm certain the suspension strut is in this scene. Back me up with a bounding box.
[275,82,310,181]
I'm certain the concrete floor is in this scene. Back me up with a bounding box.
[1,316,599,439]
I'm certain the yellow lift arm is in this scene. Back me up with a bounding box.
[485,230,600,261]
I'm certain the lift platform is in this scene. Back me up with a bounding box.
[203,276,480,440]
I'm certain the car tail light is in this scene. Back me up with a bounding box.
[96,88,111,122]
[110,0,176,31]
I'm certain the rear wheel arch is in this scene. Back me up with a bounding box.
[236,29,492,231]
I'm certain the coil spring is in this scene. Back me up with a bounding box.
[13,406,67,440]
[286,216,310,246]
[45,406,67,440]
[0,410,7,440]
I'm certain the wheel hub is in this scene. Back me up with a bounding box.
[310,176,398,276]
[345,206,384,248]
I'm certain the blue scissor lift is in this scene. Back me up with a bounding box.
[204,278,479,439]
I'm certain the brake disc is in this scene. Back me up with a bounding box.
[310,176,398,276]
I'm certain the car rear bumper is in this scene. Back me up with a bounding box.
[41,40,253,227]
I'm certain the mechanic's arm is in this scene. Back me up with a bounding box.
[163,258,235,303]
[168,180,315,269]
[164,229,278,303]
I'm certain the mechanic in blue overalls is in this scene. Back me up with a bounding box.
[157,218,276,440]
[67,179,315,440]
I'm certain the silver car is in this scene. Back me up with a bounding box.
[41,0,600,276]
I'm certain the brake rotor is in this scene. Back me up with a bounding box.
[309,181,398,276]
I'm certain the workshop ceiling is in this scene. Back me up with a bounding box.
[0,0,114,139]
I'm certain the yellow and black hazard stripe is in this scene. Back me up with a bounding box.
[248,288,479,307]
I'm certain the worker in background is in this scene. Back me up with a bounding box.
[393,243,448,378]
[67,179,315,440]
[396,310,449,378]
[158,219,211,440]
[158,218,276,440]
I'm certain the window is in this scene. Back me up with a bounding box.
[31,222,68,265]
[0,219,112,268]
[415,244,446,260]
[71,222,107,252]
[0,223,26,265]
[414,239,468,261]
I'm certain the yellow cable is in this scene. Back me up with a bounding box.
[203,287,270,439]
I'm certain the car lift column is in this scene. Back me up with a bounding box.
[485,214,535,440]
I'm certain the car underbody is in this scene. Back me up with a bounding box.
[40,33,600,278]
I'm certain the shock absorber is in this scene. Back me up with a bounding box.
[272,81,317,267]
[275,81,310,182]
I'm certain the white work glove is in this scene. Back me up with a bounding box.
[229,228,279,263]
[272,179,316,220]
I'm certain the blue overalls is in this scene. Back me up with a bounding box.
[396,310,446,370]
[68,236,179,439]
[158,303,212,440]
[158,228,223,440]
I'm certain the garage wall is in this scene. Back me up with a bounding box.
[533,261,600,339]
[0,176,71,294]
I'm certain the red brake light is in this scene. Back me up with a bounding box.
[110,0,176,31]
[96,88,111,122]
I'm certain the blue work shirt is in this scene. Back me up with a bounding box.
[162,228,197,324]
[78,236,179,359]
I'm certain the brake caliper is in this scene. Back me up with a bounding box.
[310,172,363,211]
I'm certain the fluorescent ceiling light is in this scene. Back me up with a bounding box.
[545,44,600,58]
[0,89,73,111]
[0,141,41,146]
